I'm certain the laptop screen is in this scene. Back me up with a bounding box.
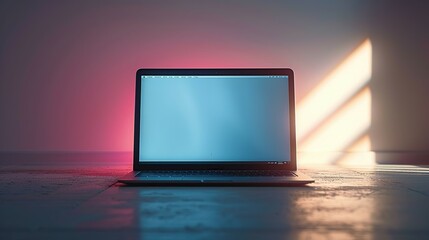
[138,75,291,163]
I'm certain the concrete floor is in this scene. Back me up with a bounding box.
[1,152,429,239]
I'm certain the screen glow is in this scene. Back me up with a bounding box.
[139,75,290,162]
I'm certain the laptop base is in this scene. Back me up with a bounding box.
[118,171,314,186]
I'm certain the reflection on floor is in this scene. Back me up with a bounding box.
[1,152,429,239]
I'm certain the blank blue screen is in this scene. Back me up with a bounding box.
[139,75,290,162]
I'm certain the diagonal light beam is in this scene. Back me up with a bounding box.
[297,39,372,142]
[299,87,371,152]
[296,39,373,164]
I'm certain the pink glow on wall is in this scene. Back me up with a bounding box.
[1,0,429,164]
[0,1,385,152]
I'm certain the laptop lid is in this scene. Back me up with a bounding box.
[133,69,296,171]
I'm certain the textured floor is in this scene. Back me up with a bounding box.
[1,152,429,239]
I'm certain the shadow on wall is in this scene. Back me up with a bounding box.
[297,39,374,165]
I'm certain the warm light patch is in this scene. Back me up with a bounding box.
[299,88,371,152]
[335,151,376,166]
[297,39,373,165]
[347,135,372,152]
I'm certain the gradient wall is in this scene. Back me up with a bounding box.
[1,0,429,157]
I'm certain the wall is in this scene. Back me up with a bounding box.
[1,0,429,159]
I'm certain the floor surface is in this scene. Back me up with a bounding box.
[1,152,429,239]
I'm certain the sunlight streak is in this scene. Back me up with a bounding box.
[297,39,373,164]
[297,39,372,142]
[299,88,371,152]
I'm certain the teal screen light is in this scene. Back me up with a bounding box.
[139,76,290,162]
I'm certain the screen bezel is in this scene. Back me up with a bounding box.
[133,69,297,171]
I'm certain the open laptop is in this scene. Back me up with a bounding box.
[119,68,314,185]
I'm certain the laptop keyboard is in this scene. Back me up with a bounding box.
[137,170,296,177]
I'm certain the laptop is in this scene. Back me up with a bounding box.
[119,68,314,185]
